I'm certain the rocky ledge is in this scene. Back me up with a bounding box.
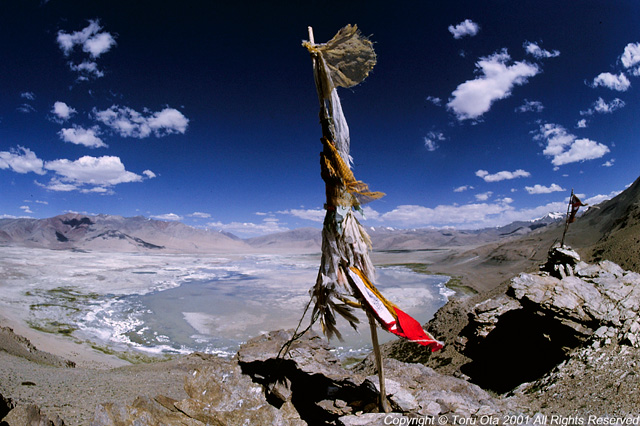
[461,247,640,407]
[86,330,518,426]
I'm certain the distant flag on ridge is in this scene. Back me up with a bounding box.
[561,189,588,247]
[568,194,586,223]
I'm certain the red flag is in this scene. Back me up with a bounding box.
[568,194,586,223]
[345,266,443,351]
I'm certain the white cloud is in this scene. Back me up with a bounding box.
[57,20,116,80]
[278,208,325,223]
[591,72,630,91]
[585,189,622,206]
[447,50,540,121]
[20,205,33,214]
[52,101,77,121]
[448,19,480,39]
[475,169,530,182]
[378,199,568,229]
[525,183,565,194]
[57,20,116,58]
[534,123,610,167]
[151,213,183,221]
[189,212,211,219]
[454,185,473,192]
[423,131,445,151]
[59,126,107,148]
[20,92,35,100]
[0,146,46,175]
[475,191,493,201]
[93,106,189,138]
[208,217,289,238]
[142,170,156,179]
[515,99,544,113]
[523,41,560,59]
[602,159,615,167]
[621,42,640,74]
[576,119,588,128]
[44,156,143,190]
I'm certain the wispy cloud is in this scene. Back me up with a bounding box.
[534,123,610,167]
[16,104,36,114]
[93,106,189,138]
[475,191,493,201]
[447,50,539,121]
[448,19,480,39]
[454,185,473,192]
[208,217,289,238]
[377,198,567,229]
[20,92,35,101]
[590,72,630,91]
[580,97,626,116]
[515,99,544,113]
[475,169,530,182]
[602,159,615,167]
[189,212,211,219]
[423,131,445,151]
[151,213,183,221]
[523,41,560,59]
[59,125,107,148]
[278,208,325,223]
[576,119,588,128]
[525,183,565,194]
[426,96,442,106]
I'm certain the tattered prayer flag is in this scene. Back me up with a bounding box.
[304,24,443,355]
[345,266,444,351]
[568,194,586,223]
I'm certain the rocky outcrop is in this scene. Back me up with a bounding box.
[461,247,640,393]
[1,401,65,426]
[89,330,512,425]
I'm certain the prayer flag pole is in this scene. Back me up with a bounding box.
[302,25,442,413]
[561,189,587,247]
[560,189,574,247]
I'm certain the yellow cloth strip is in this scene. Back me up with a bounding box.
[321,138,385,207]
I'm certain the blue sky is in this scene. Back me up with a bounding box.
[1,1,639,237]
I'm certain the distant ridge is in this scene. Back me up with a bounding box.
[0,213,248,253]
[0,210,566,254]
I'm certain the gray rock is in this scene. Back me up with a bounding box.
[2,404,64,426]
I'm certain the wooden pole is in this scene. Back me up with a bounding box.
[560,188,573,248]
[307,25,390,413]
[367,311,391,413]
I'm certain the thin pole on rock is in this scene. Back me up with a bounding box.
[306,25,390,414]
[367,310,391,413]
[560,188,573,248]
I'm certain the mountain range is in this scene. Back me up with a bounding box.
[0,210,564,254]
